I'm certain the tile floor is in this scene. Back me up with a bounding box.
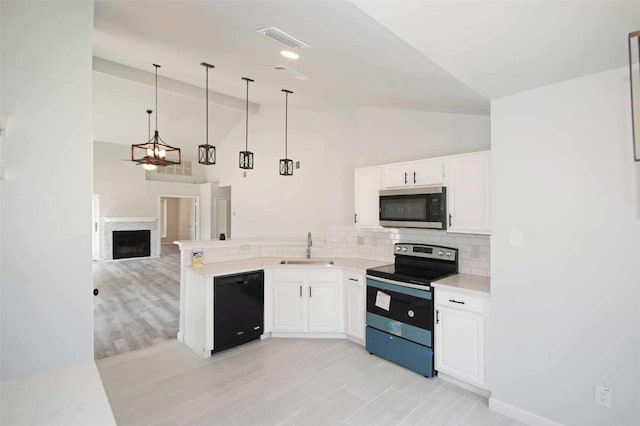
[97,338,524,426]
[93,245,181,359]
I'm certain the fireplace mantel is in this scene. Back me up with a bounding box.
[103,217,159,261]
[104,217,158,223]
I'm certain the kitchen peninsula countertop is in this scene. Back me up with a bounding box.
[186,257,387,278]
[432,273,490,296]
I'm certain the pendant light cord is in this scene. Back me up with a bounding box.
[206,66,209,146]
[147,109,152,141]
[153,64,160,131]
[245,79,249,151]
[282,89,293,158]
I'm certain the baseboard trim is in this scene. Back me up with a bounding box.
[437,372,490,398]
[489,397,564,426]
[270,332,347,339]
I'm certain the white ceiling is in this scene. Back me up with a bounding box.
[353,1,640,100]
[93,0,489,114]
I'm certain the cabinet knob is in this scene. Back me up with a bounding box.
[93,289,99,296]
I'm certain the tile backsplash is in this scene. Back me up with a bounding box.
[324,225,490,277]
[181,225,490,277]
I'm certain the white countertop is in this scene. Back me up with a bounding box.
[186,257,387,278]
[432,273,490,296]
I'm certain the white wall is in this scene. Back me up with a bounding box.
[94,141,202,217]
[355,106,491,167]
[0,2,94,380]
[209,103,490,238]
[92,71,244,163]
[208,105,328,239]
[490,67,639,425]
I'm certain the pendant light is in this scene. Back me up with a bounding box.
[279,89,294,176]
[141,109,156,171]
[198,62,216,165]
[131,64,181,168]
[239,77,255,169]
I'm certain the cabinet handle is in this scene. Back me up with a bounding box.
[348,278,358,282]
[354,213,357,224]
[449,299,465,305]
[448,214,452,227]
[309,286,312,297]
[94,222,98,232]
[436,309,439,324]
[404,172,408,184]
[299,286,302,297]
[413,171,416,184]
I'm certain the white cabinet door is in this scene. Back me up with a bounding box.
[435,306,485,387]
[345,277,365,340]
[381,163,411,188]
[308,282,341,332]
[354,167,381,227]
[414,158,444,186]
[273,281,306,332]
[446,152,491,234]
[382,159,444,188]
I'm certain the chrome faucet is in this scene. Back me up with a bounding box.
[306,232,312,259]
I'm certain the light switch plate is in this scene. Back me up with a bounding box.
[595,385,612,408]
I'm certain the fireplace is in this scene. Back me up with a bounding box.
[112,230,151,260]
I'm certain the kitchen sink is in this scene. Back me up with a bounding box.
[279,259,335,265]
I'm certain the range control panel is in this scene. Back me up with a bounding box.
[394,243,457,262]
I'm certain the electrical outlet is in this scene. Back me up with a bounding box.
[471,245,481,259]
[595,385,612,408]
[356,236,364,246]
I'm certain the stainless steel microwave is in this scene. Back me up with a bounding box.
[379,186,447,229]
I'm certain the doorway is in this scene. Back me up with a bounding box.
[215,198,231,240]
[160,196,199,244]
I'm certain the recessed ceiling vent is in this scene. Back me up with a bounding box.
[257,26,310,48]
[269,65,311,81]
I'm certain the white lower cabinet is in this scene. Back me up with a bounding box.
[273,281,306,332]
[434,288,489,389]
[272,269,342,333]
[344,273,365,341]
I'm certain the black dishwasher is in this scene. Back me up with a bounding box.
[213,270,264,353]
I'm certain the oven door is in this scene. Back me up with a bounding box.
[378,187,446,229]
[366,277,433,347]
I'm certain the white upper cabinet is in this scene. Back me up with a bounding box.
[354,167,381,227]
[381,158,444,189]
[445,152,491,235]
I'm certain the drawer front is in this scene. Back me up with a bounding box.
[308,269,341,283]
[435,289,484,314]
[366,326,433,377]
[344,273,363,286]
[273,269,305,282]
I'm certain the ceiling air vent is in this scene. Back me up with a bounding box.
[257,26,310,48]
[269,65,311,81]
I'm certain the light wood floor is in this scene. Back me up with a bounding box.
[97,338,524,426]
[93,245,181,360]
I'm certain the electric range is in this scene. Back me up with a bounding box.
[365,243,458,377]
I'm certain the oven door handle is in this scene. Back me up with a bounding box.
[365,275,431,292]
